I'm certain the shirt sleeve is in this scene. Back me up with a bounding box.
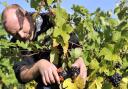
[13,54,35,84]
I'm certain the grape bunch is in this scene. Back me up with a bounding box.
[109,72,122,87]
[114,62,121,69]
[57,67,68,82]
[68,66,80,80]
[57,66,80,82]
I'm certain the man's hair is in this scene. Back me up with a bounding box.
[1,4,24,32]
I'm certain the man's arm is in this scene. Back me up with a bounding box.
[19,59,60,85]
[72,57,87,80]
[69,33,87,84]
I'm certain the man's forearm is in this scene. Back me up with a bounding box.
[20,63,39,82]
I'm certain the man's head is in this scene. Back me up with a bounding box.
[2,4,34,41]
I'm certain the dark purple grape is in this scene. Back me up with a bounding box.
[115,62,121,69]
[69,66,80,79]
[109,72,122,87]
[57,67,68,82]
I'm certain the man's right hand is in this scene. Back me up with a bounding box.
[20,59,60,86]
[36,59,60,85]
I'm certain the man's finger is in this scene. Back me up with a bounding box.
[42,73,47,86]
[48,69,55,83]
[80,66,87,79]
[52,68,60,84]
[44,70,50,84]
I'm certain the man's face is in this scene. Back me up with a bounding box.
[5,8,34,41]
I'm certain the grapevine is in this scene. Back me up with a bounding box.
[0,0,128,89]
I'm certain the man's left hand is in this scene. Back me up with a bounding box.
[72,57,87,84]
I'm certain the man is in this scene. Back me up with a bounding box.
[1,4,87,89]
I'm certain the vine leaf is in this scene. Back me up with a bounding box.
[37,33,45,42]
[112,31,121,42]
[99,66,109,76]
[120,77,128,89]
[89,58,99,70]
[95,77,103,89]
[47,0,54,5]
[63,78,77,89]
[99,47,112,58]
[30,0,42,9]
[16,40,28,49]
[63,76,85,89]
[53,38,59,47]
[63,43,69,56]
[52,7,73,56]
[74,76,85,89]
[50,48,59,65]
[102,81,112,89]
[122,77,128,83]
[89,77,103,89]
[61,24,73,55]
[70,48,82,59]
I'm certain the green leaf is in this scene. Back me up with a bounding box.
[70,48,82,60]
[117,7,127,20]
[100,16,108,26]
[122,77,128,83]
[35,43,42,49]
[121,29,128,42]
[82,51,90,66]
[120,77,128,89]
[114,5,120,14]
[37,33,45,42]
[108,18,118,27]
[122,57,128,69]
[102,81,112,89]
[89,58,99,69]
[47,0,54,5]
[0,29,7,36]
[62,24,73,34]
[89,77,103,89]
[50,48,59,65]
[55,7,68,26]
[63,78,77,89]
[53,27,61,37]
[106,44,114,52]
[96,77,103,89]
[99,66,109,76]
[111,54,121,61]
[112,31,121,42]
[16,40,29,50]
[50,51,55,63]
[99,47,112,61]
[61,32,70,44]
[30,0,42,9]
[0,39,15,48]
[74,48,82,58]
[74,76,85,89]
[72,5,88,15]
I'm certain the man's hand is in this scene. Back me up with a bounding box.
[20,59,60,86]
[37,59,60,85]
[72,57,87,84]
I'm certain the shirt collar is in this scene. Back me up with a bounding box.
[33,14,43,40]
